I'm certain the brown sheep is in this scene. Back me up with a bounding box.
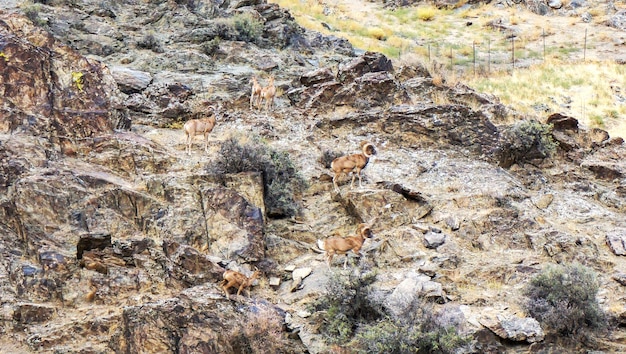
[317,223,373,268]
[330,141,377,192]
[221,268,261,298]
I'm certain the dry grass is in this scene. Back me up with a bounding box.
[269,0,626,137]
[416,5,438,21]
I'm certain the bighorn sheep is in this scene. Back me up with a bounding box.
[183,106,218,155]
[250,76,262,109]
[330,141,377,192]
[317,223,374,268]
[260,75,276,111]
[221,268,261,298]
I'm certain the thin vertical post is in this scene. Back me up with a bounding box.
[543,28,546,61]
[488,37,491,75]
[473,41,476,76]
[450,47,453,69]
[583,28,587,62]
[511,37,515,70]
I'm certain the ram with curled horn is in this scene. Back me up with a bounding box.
[317,222,374,268]
[330,141,377,192]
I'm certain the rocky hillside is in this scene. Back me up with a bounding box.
[1,0,626,353]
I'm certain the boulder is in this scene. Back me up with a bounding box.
[480,314,544,343]
[606,232,626,256]
[109,66,153,94]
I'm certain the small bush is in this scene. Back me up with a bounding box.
[137,33,164,53]
[353,300,471,354]
[215,136,307,218]
[498,119,558,168]
[416,6,437,21]
[233,13,264,43]
[201,37,221,56]
[524,263,606,337]
[22,4,47,27]
[367,27,387,41]
[313,269,382,344]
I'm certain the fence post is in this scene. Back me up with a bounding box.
[543,28,546,61]
[488,37,491,75]
[450,47,453,69]
[473,41,476,76]
[583,28,587,62]
[511,36,515,70]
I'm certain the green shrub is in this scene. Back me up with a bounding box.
[137,33,164,53]
[524,263,606,337]
[498,119,558,168]
[201,37,221,56]
[353,300,471,354]
[313,269,382,344]
[232,13,264,43]
[215,136,307,218]
[312,269,471,352]
[22,4,47,27]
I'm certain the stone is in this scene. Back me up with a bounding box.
[424,231,446,249]
[533,194,554,209]
[109,66,153,94]
[480,314,544,343]
[606,232,626,256]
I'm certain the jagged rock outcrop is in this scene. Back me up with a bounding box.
[2,0,626,353]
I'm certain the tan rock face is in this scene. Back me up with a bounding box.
[0,13,116,139]
[3,0,626,352]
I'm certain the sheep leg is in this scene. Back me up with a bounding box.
[204,131,209,153]
[332,174,340,192]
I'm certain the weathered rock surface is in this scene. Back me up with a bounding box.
[1,0,626,353]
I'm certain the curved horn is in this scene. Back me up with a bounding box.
[362,142,376,157]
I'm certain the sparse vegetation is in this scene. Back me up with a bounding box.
[524,263,607,338]
[270,0,626,136]
[136,33,164,53]
[230,304,293,354]
[201,37,221,56]
[233,13,264,43]
[215,136,308,218]
[21,4,47,27]
[313,269,382,344]
[416,6,438,21]
[312,270,471,353]
[498,119,557,167]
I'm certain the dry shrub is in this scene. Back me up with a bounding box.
[524,263,607,338]
[432,73,444,87]
[231,304,292,354]
[367,27,387,40]
[416,6,437,21]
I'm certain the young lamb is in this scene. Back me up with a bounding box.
[221,268,261,298]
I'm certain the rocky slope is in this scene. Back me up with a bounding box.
[1,0,626,353]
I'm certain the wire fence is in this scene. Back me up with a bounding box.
[399,26,595,77]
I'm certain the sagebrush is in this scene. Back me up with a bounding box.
[215,136,307,218]
[524,263,606,338]
[498,119,557,167]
